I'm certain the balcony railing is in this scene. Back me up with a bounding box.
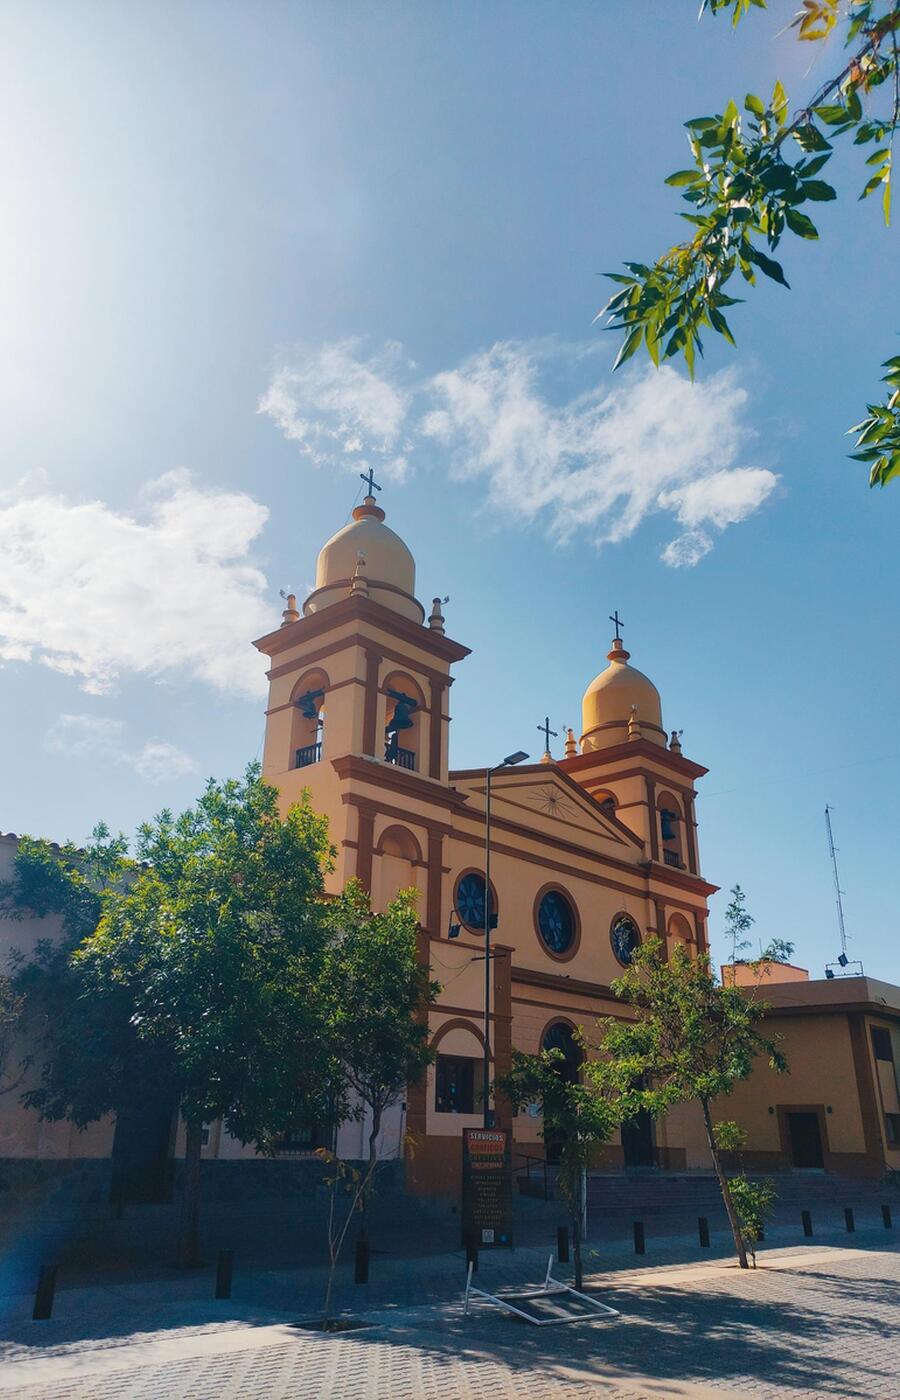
[663,848,683,869]
[387,746,416,771]
[295,742,322,769]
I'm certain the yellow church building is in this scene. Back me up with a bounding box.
[253,489,717,1195]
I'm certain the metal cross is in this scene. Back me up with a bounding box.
[537,716,558,750]
[609,609,624,641]
[360,468,382,495]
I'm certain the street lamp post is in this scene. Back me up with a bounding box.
[483,749,529,1128]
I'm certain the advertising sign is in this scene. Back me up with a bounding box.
[462,1126,513,1248]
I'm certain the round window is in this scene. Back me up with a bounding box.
[610,912,641,967]
[455,871,494,931]
[537,889,575,956]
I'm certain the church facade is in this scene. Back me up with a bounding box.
[253,490,717,1195]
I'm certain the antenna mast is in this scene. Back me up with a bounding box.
[824,805,863,978]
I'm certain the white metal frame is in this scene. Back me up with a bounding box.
[463,1254,620,1326]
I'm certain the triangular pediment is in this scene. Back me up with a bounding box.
[450,764,644,859]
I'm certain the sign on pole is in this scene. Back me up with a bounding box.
[462,1127,513,1248]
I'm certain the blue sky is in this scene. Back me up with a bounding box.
[1,2,897,980]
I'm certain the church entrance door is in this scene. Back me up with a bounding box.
[786,1111,825,1169]
[110,1091,176,1204]
[621,1109,655,1168]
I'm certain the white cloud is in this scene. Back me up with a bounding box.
[0,472,273,695]
[257,339,413,482]
[44,714,198,785]
[261,339,778,565]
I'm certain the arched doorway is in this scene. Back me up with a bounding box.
[541,1021,582,1164]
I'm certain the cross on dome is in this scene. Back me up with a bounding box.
[360,467,382,497]
[609,609,624,641]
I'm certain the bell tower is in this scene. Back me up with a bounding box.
[253,486,470,929]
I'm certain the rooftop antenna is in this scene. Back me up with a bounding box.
[823,805,864,980]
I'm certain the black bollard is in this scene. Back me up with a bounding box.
[633,1221,645,1256]
[698,1216,710,1248]
[33,1264,58,1321]
[465,1233,479,1274]
[354,1238,370,1285]
[882,1204,893,1229]
[215,1249,234,1299]
[844,1207,855,1234]
[801,1209,813,1238]
[557,1225,569,1263]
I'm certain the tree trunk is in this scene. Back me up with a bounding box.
[701,1098,748,1269]
[359,1106,381,1244]
[178,1120,204,1268]
[572,1193,583,1291]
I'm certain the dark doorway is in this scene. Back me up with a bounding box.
[787,1110,825,1169]
[110,1093,176,1204]
[541,1023,582,1165]
[621,1109,655,1168]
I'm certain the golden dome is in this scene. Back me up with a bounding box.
[303,497,424,623]
[581,638,666,752]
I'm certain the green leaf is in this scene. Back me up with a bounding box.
[665,170,703,187]
[745,93,765,117]
[860,174,884,200]
[612,327,643,372]
[772,80,788,126]
[813,104,849,126]
[883,177,891,227]
[799,179,837,202]
[866,149,891,167]
[747,246,790,287]
[784,207,819,239]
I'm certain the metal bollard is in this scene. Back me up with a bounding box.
[844,1207,855,1234]
[557,1225,569,1263]
[354,1238,370,1285]
[801,1209,813,1238]
[882,1204,893,1229]
[633,1220,645,1255]
[698,1216,710,1248]
[33,1264,58,1321]
[215,1249,234,1299]
[465,1234,479,1274]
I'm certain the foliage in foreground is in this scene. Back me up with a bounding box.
[602,934,789,1269]
[599,1,900,487]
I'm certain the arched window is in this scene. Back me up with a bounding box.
[541,1022,583,1083]
[594,790,618,818]
[291,669,329,769]
[667,912,694,949]
[383,672,425,772]
[657,791,684,869]
[374,825,424,915]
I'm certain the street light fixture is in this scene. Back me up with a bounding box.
[482,749,529,1127]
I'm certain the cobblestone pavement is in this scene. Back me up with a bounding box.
[2,1242,898,1399]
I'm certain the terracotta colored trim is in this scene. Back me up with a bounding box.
[362,649,382,756]
[266,676,363,717]
[429,678,445,780]
[511,995,614,1018]
[342,792,455,841]
[254,595,471,663]
[356,810,375,892]
[379,670,427,707]
[763,1000,900,1022]
[374,823,425,864]
[431,1016,486,1052]
[558,740,708,780]
[645,863,718,897]
[848,1012,886,1162]
[512,965,616,1000]
[406,925,432,1135]
[679,787,699,875]
[450,825,708,913]
[653,897,667,940]
[333,754,468,813]
[645,776,659,862]
[493,943,514,1126]
[266,635,358,683]
[532,882,582,964]
[449,766,645,850]
[582,719,669,745]
[427,830,444,936]
[435,1002,511,1025]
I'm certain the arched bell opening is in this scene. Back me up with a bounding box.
[657,790,685,870]
[382,672,425,772]
[290,668,329,769]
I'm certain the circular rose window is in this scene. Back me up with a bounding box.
[610,912,641,967]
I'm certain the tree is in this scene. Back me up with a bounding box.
[321,881,438,1242]
[603,936,789,1269]
[0,973,24,1098]
[500,1043,629,1289]
[6,767,339,1267]
[599,1,900,487]
[724,883,754,968]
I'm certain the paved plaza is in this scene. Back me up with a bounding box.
[1,1238,898,1398]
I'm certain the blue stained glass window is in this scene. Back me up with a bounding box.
[537,890,575,955]
[455,872,494,930]
[611,913,641,967]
